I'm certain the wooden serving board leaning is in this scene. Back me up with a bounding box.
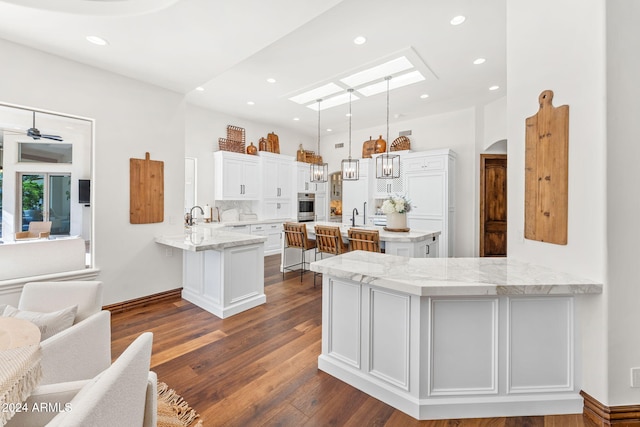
[130,152,164,224]
[524,90,569,245]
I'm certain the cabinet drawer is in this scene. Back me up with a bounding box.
[404,156,445,172]
[251,223,282,233]
[250,224,265,233]
[226,224,251,234]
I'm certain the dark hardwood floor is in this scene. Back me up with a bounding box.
[110,255,593,427]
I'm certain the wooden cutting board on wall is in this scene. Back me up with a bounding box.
[524,90,569,245]
[130,152,164,224]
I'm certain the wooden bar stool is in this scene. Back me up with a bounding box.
[282,222,316,282]
[348,228,381,253]
[313,225,348,287]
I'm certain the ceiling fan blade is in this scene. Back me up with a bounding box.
[42,134,64,141]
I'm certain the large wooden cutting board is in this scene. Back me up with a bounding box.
[524,90,569,245]
[130,152,164,224]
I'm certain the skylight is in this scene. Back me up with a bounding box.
[356,70,426,97]
[288,82,343,105]
[307,92,360,111]
[340,56,414,88]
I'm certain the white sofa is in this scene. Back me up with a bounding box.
[6,332,157,427]
[18,281,111,385]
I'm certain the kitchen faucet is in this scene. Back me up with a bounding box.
[189,205,204,226]
[351,207,359,227]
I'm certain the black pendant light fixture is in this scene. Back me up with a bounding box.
[376,76,400,179]
[310,98,328,183]
[341,89,359,181]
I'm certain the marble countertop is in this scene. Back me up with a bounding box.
[310,251,603,297]
[305,222,440,243]
[155,227,267,252]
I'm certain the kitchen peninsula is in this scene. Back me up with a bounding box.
[310,251,603,420]
[156,226,266,318]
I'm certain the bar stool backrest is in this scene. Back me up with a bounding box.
[315,225,347,256]
[348,228,380,253]
[283,222,313,250]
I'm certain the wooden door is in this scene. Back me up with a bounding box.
[480,154,507,257]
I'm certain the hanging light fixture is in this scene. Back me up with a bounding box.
[376,76,400,179]
[310,98,328,183]
[341,89,359,181]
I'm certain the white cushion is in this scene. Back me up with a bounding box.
[2,304,78,340]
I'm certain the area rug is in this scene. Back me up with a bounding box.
[157,381,203,427]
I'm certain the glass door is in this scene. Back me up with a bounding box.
[20,173,71,235]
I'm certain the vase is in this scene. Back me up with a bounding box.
[375,135,386,153]
[386,212,407,229]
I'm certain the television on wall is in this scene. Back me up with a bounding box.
[79,179,90,204]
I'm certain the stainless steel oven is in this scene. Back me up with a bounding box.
[297,193,315,222]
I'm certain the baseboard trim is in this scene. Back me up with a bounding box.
[582,390,640,426]
[103,288,182,313]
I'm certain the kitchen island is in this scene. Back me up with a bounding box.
[156,226,267,318]
[310,251,603,420]
[309,222,440,257]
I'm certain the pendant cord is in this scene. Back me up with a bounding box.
[385,76,391,155]
[348,89,353,159]
[316,99,322,160]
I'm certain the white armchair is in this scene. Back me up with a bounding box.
[6,332,157,427]
[18,281,111,384]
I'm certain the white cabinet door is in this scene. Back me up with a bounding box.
[263,155,294,199]
[296,163,316,193]
[251,222,283,255]
[263,200,292,220]
[315,192,327,221]
[243,160,260,199]
[406,172,445,218]
[214,151,260,200]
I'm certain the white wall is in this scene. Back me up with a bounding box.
[507,0,608,404]
[0,39,185,305]
[185,104,314,211]
[606,0,640,406]
[320,108,477,256]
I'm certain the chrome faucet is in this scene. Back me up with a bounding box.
[189,205,204,226]
[351,207,359,227]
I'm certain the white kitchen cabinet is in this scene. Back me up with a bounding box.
[315,191,327,222]
[214,151,260,200]
[251,222,283,256]
[223,224,251,234]
[342,159,373,226]
[263,200,292,220]
[296,162,327,193]
[404,149,455,257]
[261,152,293,199]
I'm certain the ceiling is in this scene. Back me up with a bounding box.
[0,0,506,139]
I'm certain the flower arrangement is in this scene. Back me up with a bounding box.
[380,194,412,214]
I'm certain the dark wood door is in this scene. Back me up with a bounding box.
[480,154,507,257]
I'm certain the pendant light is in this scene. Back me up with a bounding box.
[341,89,359,181]
[310,98,328,183]
[376,76,400,179]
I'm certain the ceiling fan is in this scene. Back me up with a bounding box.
[25,111,63,141]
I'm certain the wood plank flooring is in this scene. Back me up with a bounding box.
[110,255,595,427]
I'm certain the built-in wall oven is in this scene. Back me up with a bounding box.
[297,193,315,222]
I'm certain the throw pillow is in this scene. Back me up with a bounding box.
[2,304,78,340]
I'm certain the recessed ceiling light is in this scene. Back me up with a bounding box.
[489,85,500,91]
[450,15,466,25]
[86,35,108,46]
[473,58,486,65]
[353,36,367,45]
[195,86,205,91]
[357,70,426,97]
[293,117,300,121]
[326,128,333,132]
[266,78,276,84]
[341,56,414,88]
[346,113,352,117]
[247,101,255,105]
[420,94,429,99]
[289,82,343,105]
